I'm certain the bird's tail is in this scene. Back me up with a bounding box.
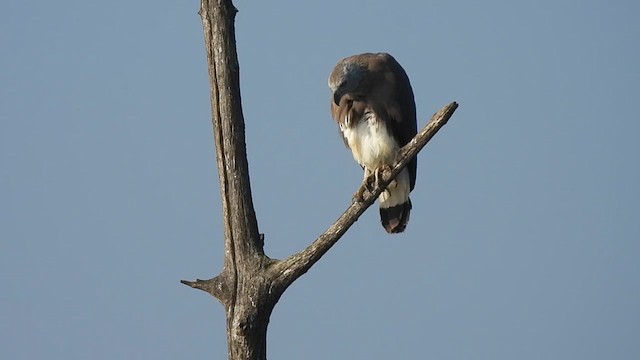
[378,168,412,234]
[380,198,411,233]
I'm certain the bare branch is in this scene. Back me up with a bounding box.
[201,0,262,268]
[271,102,459,288]
[181,276,231,304]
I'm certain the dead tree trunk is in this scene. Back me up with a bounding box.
[181,1,458,359]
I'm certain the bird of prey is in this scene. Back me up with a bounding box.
[328,53,417,234]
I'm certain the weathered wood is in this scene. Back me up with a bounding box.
[182,0,458,359]
[198,0,270,358]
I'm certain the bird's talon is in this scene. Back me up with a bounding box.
[353,187,366,202]
[373,165,393,189]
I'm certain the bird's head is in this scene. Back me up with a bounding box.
[328,58,367,105]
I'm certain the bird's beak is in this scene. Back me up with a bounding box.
[333,91,342,106]
[333,83,345,105]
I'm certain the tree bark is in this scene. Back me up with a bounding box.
[181,1,458,359]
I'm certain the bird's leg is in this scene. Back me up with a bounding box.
[354,168,375,202]
[354,165,394,202]
[374,164,394,190]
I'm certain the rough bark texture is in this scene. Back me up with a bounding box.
[181,1,458,359]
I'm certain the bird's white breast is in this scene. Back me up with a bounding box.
[341,114,399,169]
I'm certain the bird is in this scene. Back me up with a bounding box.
[328,53,417,234]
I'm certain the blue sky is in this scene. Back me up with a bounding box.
[2,0,639,359]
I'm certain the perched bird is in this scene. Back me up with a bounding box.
[328,53,417,234]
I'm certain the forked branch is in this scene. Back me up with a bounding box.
[182,3,458,360]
